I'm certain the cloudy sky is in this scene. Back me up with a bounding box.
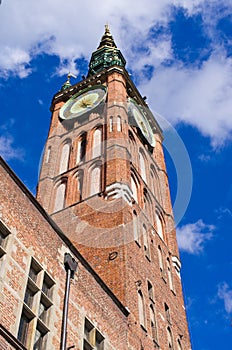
[1,1,232,349]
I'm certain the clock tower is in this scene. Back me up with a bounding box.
[37,26,191,349]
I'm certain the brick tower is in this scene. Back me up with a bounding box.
[37,26,191,349]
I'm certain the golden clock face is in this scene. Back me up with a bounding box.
[129,99,156,147]
[59,85,107,120]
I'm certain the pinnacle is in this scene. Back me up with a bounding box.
[97,24,117,49]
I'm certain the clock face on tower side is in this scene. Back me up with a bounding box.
[59,85,107,120]
[128,98,156,147]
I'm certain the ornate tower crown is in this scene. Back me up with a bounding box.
[88,25,126,76]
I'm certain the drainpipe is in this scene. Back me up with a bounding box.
[60,253,78,350]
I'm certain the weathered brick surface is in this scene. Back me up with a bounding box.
[0,159,128,349]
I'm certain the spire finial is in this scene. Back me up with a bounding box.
[105,23,110,34]
[61,72,76,91]
[98,24,117,49]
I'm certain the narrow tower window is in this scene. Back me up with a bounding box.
[92,127,102,158]
[45,146,51,164]
[156,213,164,240]
[131,175,138,203]
[158,245,164,273]
[167,326,174,349]
[77,133,87,164]
[143,224,150,260]
[133,211,139,243]
[167,258,174,292]
[117,115,122,132]
[138,290,146,328]
[109,116,113,132]
[148,281,154,301]
[139,150,147,183]
[90,166,101,195]
[76,171,83,202]
[165,303,171,323]
[150,304,158,342]
[59,142,70,174]
[54,182,66,212]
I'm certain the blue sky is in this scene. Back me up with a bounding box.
[1,1,232,349]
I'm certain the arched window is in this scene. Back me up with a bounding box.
[129,130,136,143]
[167,327,174,349]
[158,245,164,273]
[117,115,122,132]
[131,175,138,203]
[77,133,87,164]
[59,142,70,174]
[156,213,164,240]
[150,304,158,342]
[143,224,150,259]
[165,303,171,323]
[54,181,66,212]
[133,211,139,243]
[150,170,155,195]
[167,258,174,291]
[90,166,101,196]
[76,171,83,202]
[148,281,154,301]
[138,290,146,328]
[144,189,152,219]
[92,127,102,158]
[151,166,161,201]
[109,116,113,132]
[139,150,147,183]
[45,146,51,163]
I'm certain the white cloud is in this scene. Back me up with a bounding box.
[139,53,232,147]
[177,219,214,254]
[0,135,24,161]
[218,283,232,314]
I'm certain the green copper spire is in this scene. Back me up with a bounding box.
[88,25,126,76]
[61,72,72,91]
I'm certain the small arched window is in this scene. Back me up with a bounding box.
[167,258,174,291]
[151,166,161,201]
[150,304,158,341]
[156,213,164,240]
[59,142,70,174]
[143,224,150,259]
[77,133,87,164]
[76,171,83,202]
[92,127,102,158]
[133,211,139,243]
[129,130,136,143]
[148,281,153,301]
[131,175,138,203]
[167,326,174,349]
[144,189,152,219]
[138,290,146,328]
[158,245,164,272]
[90,166,101,196]
[109,116,113,132]
[117,115,122,132]
[54,181,66,212]
[45,146,51,163]
[139,150,147,183]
